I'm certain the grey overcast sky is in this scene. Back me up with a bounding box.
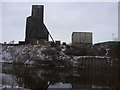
[1,2,118,44]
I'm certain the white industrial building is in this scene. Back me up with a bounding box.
[72,32,92,45]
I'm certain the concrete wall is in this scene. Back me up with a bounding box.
[72,32,92,45]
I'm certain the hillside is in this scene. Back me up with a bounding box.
[1,43,119,67]
[1,43,120,89]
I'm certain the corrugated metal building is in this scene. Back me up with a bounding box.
[72,32,92,45]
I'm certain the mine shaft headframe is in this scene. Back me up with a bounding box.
[32,5,44,19]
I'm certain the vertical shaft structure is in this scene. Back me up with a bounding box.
[25,5,49,44]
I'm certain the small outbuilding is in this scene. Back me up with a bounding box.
[72,32,92,45]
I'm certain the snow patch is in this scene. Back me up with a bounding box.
[48,82,72,88]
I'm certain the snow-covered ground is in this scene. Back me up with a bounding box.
[0,73,30,90]
[0,85,30,90]
[1,44,118,89]
[0,45,112,67]
[48,82,72,89]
